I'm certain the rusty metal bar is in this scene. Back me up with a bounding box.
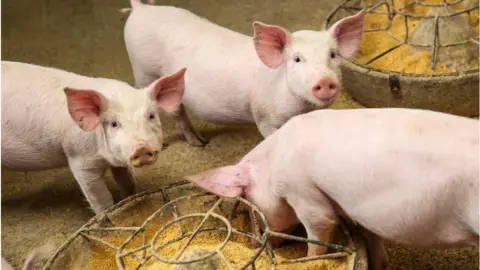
[278,252,350,264]
[266,230,354,253]
[172,199,224,260]
[431,16,440,71]
[363,43,403,65]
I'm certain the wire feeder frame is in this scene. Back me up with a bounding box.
[43,181,367,270]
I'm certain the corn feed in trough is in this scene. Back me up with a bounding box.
[325,0,479,117]
[42,181,368,270]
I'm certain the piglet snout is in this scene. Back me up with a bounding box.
[312,77,339,101]
[130,144,158,167]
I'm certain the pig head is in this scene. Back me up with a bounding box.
[64,68,187,169]
[253,10,365,108]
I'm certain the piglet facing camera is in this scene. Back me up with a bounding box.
[124,1,365,141]
[1,61,187,214]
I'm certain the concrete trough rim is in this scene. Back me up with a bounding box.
[339,56,480,88]
[338,56,479,117]
[340,56,479,80]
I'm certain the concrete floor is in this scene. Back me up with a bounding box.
[1,0,478,269]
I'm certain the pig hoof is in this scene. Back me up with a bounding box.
[189,139,206,147]
[198,133,209,144]
[195,132,209,144]
[186,133,208,147]
[92,202,114,215]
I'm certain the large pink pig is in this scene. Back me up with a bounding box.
[124,0,365,146]
[185,108,479,269]
[2,61,186,214]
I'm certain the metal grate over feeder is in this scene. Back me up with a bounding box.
[325,0,479,117]
[43,181,368,270]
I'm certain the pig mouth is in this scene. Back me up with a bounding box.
[313,88,339,102]
[130,152,159,168]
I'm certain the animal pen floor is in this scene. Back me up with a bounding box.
[1,0,478,269]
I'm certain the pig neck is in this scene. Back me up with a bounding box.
[232,41,307,113]
[252,62,315,118]
[242,135,301,231]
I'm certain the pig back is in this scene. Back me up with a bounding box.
[124,6,260,123]
[287,108,478,171]
[287,108,479,196]
[1,61,98,170]
[280,108,478,247]
[125,5,252,72]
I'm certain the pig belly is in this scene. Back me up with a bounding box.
[181,81,255,124]
[319,145,478,248]
[1,129,67,171]
[184,101,254,125]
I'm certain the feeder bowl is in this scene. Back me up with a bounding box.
[325,0,479,117]
[43,181,368,270]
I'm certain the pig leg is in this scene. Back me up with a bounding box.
[249,209,292,248]
[252,109,278,138]
[358,226,388,270]
[174,104,207,147]
[69,158,113,214]
[256,120,278,138]
[303,220,337,256]
[287,195,337,256]
[110,167,136,199]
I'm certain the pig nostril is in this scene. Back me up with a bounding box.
[329,84,336,90]
[133,155,139,160]
[315,85,321,91]
[147,152,153,157]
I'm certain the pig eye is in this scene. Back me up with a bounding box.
[149,113,155,120]
[330,51,336,59]
[293,54,304,63]
[111,121,118,128]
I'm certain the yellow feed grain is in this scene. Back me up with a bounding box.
[89,213,346,270]
[355,0,478,73]
[471,9,479,33]
[394,0,465,16]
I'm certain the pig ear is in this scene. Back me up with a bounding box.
[253,22,291,69]
[64,88,108,131]
[328,10,365,59]
[184,165,250,197]
[148,68,186,113]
